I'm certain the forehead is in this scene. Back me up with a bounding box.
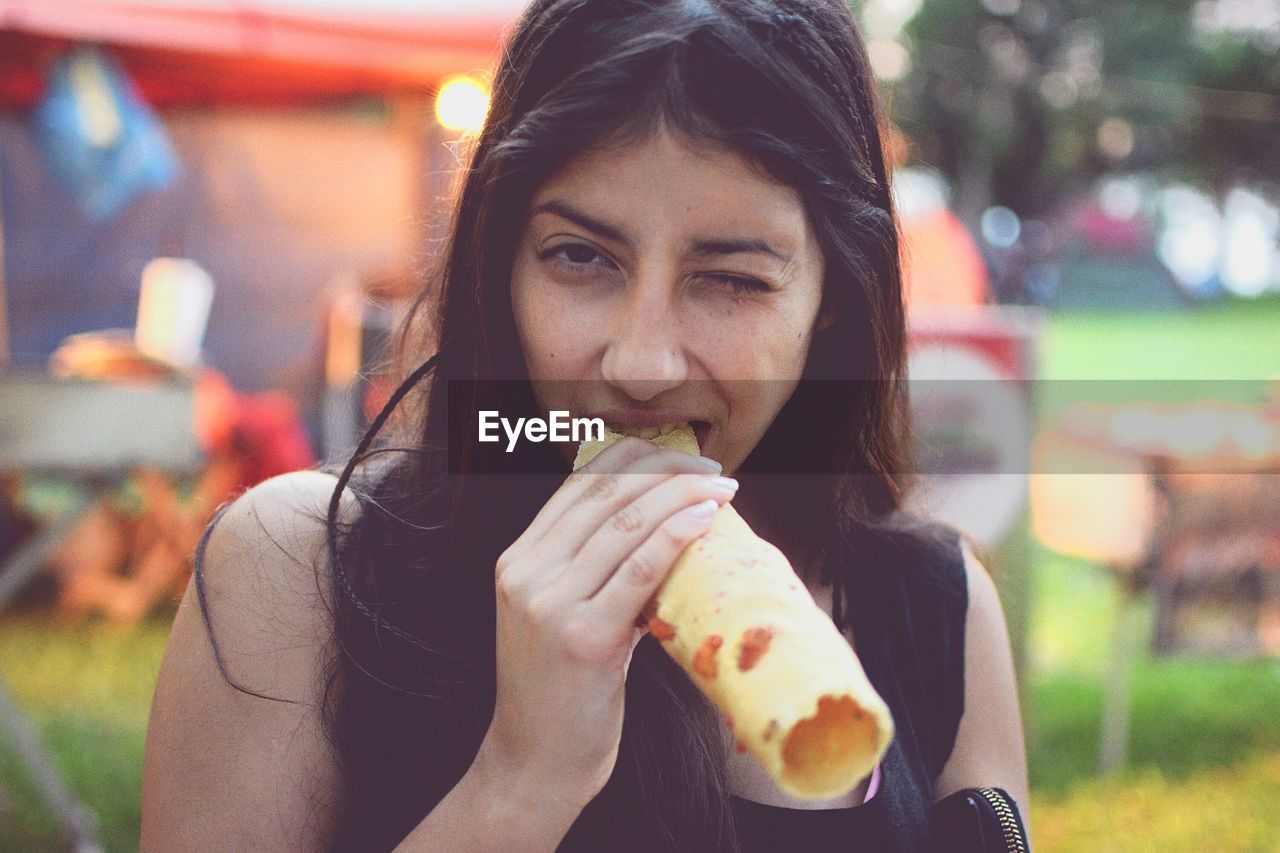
[529,128,814,255]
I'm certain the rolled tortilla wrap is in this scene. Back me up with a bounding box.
[573,422,894,800]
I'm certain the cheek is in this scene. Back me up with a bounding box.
[688,302,815,379]
[512,276,591,378]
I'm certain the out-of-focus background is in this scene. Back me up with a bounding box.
[0,1,1276,850]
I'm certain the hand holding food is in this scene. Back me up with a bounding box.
[485,436,738,803]
[574,423,894,800]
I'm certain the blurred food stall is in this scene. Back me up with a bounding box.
[0,4,523,848]
[0,0,522,609]
[0,0,521,442]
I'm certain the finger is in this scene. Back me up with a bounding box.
[498,437,661,575]
[555,473,737,601]
[510,436,695,557]
[497,440,717,591]
[582,497,722,631]
[533,450,727,572]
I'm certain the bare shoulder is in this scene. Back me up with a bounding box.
[195,469,357,650]
[932,543,1031,819]
[141,470,359,852]
[959,541,1001,626]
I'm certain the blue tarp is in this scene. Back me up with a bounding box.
[32,46,179,223]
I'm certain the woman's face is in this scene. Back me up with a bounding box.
[510,126,831,476]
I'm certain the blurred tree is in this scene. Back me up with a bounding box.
[860,0,1280,220]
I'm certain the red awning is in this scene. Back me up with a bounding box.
[0,0,525,107]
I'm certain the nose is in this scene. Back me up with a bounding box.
[599,272,688,400]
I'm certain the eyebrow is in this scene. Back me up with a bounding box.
[531,199,794,264]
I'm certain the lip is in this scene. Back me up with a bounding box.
[587,409,713,447]
[590,409,704,428]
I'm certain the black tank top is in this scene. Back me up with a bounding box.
[325,494,968,852]
[729,521,969,852]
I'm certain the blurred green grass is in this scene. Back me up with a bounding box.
[1,297,1279,851]
[1026,551,1280,849]
[0,614,171,852]
[1040,296,1280,381]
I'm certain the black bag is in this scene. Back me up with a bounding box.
[930,787,1029,852]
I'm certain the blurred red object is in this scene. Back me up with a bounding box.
[194,369,315,490]
[1075,205,1150,256]
[901,209,990,307]
[0,0,519,108]
[233,391,315,487]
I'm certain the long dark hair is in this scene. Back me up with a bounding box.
[197,1,912,850]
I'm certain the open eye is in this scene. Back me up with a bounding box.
[543,242,614,272]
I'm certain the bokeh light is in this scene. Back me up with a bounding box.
[981,206,1022,248]
[434,74,490,134]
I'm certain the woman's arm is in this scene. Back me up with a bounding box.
[141,471,349,850]
[141,471,586,851]
[932,543,1031,828]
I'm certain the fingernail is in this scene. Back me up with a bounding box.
[709,476,739,492]
[683,498,718,520]
[696,456,722,473]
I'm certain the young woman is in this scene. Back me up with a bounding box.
[141,1,1028,850]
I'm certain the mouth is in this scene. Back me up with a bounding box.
[620,420,710,453]
[589,412,714,452]
[690,420,711,450]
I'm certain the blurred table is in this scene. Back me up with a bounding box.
[0,369,201,852]
[0,371,202,602]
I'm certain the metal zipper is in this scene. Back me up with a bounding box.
[974,787,1026,853]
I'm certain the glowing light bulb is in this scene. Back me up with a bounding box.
[435,75,490,134]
